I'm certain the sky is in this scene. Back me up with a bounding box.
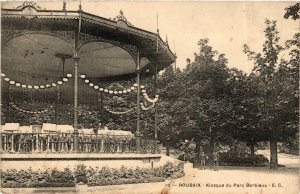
[2,1,299,74]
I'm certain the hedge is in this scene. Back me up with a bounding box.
[219,152,269,167]
[1,162,184,188]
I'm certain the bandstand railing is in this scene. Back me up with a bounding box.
[0,132,157,154]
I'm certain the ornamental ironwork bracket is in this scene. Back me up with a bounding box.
[1,30,75,49]
[78,32,138,60]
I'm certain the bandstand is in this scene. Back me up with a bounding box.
[0,2,176,170]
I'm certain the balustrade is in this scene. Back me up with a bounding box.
[0,132,156,154]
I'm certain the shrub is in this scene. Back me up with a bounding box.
[86,162,185,187]
[74,164,88,184]
[219,152,269,167]
[1,167,75,188]
[1,162,185,188]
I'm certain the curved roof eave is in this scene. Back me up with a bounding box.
[1,8,176,66]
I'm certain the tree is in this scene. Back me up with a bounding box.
[275,32,299,155]
[243,19,298,169]
[156,66,195,155]
[183,39,232,166]
[284,3,300,20]
[226,69,264,157]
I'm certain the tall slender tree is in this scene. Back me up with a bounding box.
[243,19,298,168]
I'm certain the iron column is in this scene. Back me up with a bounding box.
[154,64,158,153]
[136,51,141,153]
[73,28,80,152]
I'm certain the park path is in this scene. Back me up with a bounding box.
[1,151,299,194]
[257,150,299,168]
[2,167,298,194]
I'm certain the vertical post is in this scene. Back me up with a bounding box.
[0,132,3,153]
[154,64,158,153]
[55,86,60,124]
[35,134,40,152]
[10,132,15,153]
[46,133,50,152]
[100,139,104,153]
[4,135,7,151]
[41,137,44,152]
[101,92,104,124]
[155,18,160,153]
[73,29,80,153]
[0,67,2,153]
[73,57,79,152]
[136,51,141,153]
[7,85,11,123]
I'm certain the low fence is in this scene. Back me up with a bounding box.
[0,132,156,154]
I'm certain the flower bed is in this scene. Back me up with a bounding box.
[1,162,184,188]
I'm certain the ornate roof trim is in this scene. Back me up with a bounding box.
[81,12,176,61]
[1,6,79,19]
[112,10,133,26]
[15,1,42,11]
[1,6,176,62]
[1,14,79,20]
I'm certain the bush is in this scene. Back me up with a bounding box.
[1,162,185,188]
[74,165,88,184]
[1,167,75,188]
[86,162,184,187]
[219,152,269,167]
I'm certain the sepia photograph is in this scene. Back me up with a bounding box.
[0,1,299,194]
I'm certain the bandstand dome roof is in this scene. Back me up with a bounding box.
[1,2,176,103]
[1,2,175,78]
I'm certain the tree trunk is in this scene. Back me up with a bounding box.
[195,140,201,165]
[166,145,170,156]
[208,135,214,168]
[270,135,278,169]
[250,143,255,157]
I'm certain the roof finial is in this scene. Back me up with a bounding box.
[113,10,133,26]
[173,39,177,70]
[156,12,160,35]
[166,35,169,46]
[63,0,66,11]
[173,40,176,57]
[156,12,159,53]
[79,0,82,11]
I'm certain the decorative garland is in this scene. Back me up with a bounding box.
[140,86,158,110]
[143,93,159,103]
[80,74,160,103]
[104,106,135,115]
[1,72,72,89]
[140,102,156,111]
[9,102,53,114]
[80,74,136,95]
[141,87,159,103]
[79,74,159,114]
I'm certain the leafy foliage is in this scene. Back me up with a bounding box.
[1,163,184,188]
[219,152,269,167]
[84,163,184,186]
[243,20,299,168]
[284,3,300,20]
[156,19,298,168]
[1,167,75,188]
